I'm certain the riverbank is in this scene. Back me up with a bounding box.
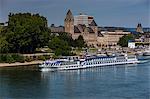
[0,61,43,67]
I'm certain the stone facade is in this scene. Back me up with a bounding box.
[142,32,150,43]
[64,9,131,47]
[49,24,64,33]
[97,30,130,47]
[64,9,98,46]
[64,10,74,35]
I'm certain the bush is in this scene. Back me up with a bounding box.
[38,55,46,61]
[11,54,24,62]
[44,55,51,60]
[25,57,33,62]
[17,55,25,63]
[52,55,59,59]
[0,54,7,63]
[6,54,15,63]
[0,54,25,63]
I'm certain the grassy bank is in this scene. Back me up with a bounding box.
[0,53,51,63]
[0,54,24,63]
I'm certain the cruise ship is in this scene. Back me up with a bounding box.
[143,47,150,56]
[39,54,139,71]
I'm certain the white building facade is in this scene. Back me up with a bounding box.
[128,42,136,48]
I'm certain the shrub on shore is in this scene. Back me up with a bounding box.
[0,54,25,63]
[25,57,34,62]
[0,53,53,63]
[37,56,46,61]
[37,55,51,61]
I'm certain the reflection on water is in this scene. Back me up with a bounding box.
[41,65,138,81]
[0,59,150,99]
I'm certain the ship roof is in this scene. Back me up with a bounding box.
[85,56,115,60]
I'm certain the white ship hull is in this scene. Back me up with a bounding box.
[143,52,150,56]
[143,47,150,56]
[39,59,139,72]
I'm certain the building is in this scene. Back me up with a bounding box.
[97,29,130,47]
[141,32,150,43]
[49,24,64,33]
[128,32,150,49]
[74,13,94,26]
[128,42,136,49]
[64,9,131,48]
[136,23,143,33]
[64,9,98,46]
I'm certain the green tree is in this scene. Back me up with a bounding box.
[58,32,74,46]
[0,24,3,34]
[75,35,86,48]
[6,54,15,63]
[118,34,134,47]
[48,37,71,56]
[0,36,9,53]
[2,13,50,53]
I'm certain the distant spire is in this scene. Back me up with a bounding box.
[65,9,74,21]
[137,23,142,27]
[136,23,143,33]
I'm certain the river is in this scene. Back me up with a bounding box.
[0,56,150,99]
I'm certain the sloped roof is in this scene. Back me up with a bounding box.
[65,9,74,21]
[78,24,86,29]
[98,31,104,37]
[74,26,81,33]
[78,24,86,32]
[87,27,95,33]
[89,20,97,26]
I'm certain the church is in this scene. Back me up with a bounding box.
[48,9,133,48]
[64,9,98,46]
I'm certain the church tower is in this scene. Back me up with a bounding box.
[136,23,143,33]
[64,9,74,35]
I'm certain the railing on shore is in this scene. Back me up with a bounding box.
[22,53,53,57]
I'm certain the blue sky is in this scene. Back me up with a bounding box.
[0,0,149,27]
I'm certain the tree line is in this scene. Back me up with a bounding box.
[118,33,141,47]
[49,33,86,56]
[0,13,86,56]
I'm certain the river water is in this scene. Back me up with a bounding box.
[0,57,150,99]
